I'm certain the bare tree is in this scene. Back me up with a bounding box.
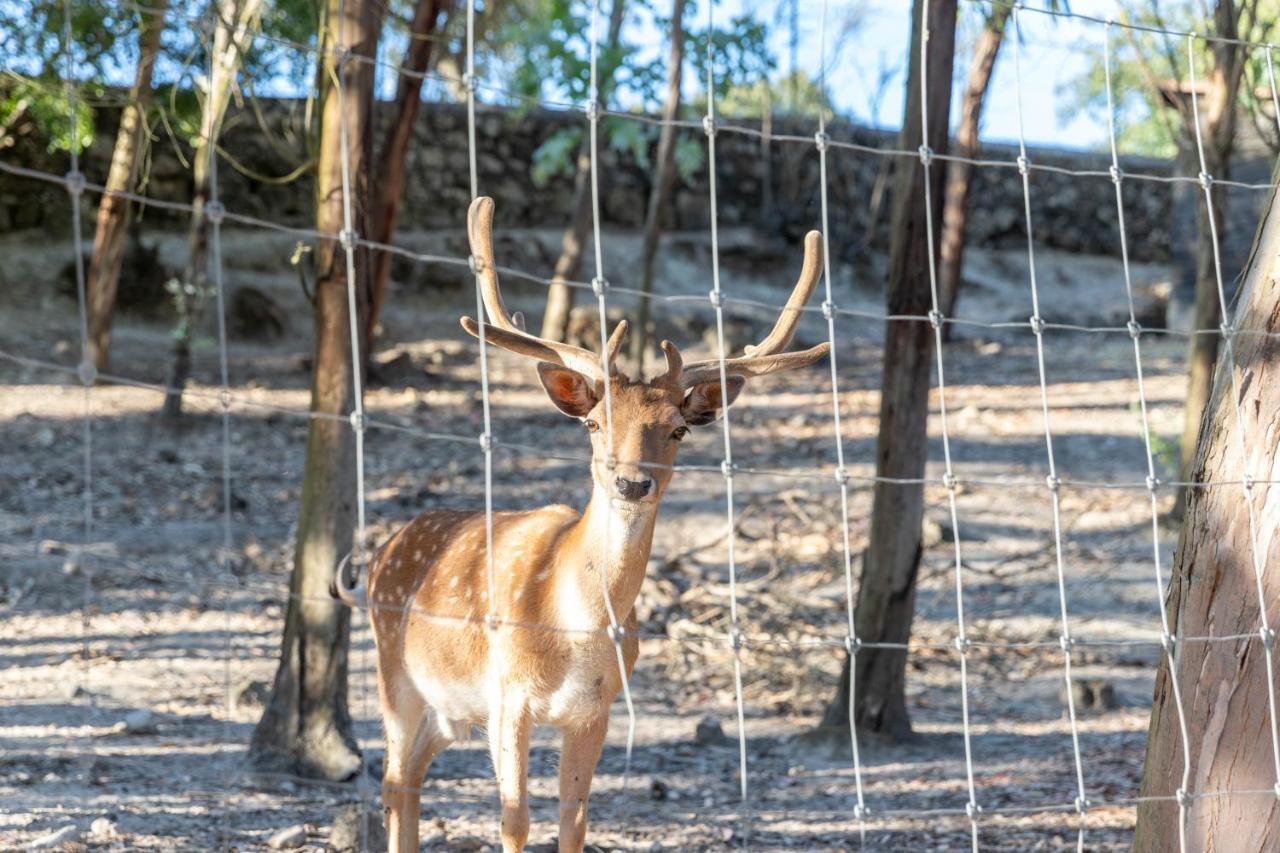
[1134,165,1280,851]
[366,0,453,343]
[936,3,1011,333]
[627,0,686,370]
[83,1,167,372]
[538,0,626,343]
[249,0,380,780]
[816,0,957,741]
[161,0,264,417]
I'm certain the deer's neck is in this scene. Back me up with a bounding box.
[555,488,657,631]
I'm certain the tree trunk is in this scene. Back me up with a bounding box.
[1133,165,1280,852]
[249,0,378,781]
[1174,2,1243,519]
[936,6,1009,338]
[162,0,264,417]
[84,1,167,372]
[819,0,957,741]
[627,0,686,370]
[366,0,452,343]
[538,0,626,342]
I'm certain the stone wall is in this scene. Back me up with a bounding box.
[1,99,1182,263]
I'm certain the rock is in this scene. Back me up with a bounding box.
[327,803,385,852]
[268,824,307,849]
[234,679,270,712]
[648,777,668,801]
[61,559,80,577]
[34,427,55,448]
[27,825,79,849]
[89,817,118,840]
[228,286,288,341]
[1064,678,1119,714]
[694,716,729,746]
[110,709,157,735]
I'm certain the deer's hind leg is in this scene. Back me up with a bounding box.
[382,686,453,853]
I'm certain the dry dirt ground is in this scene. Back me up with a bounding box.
[2,224,1191,851]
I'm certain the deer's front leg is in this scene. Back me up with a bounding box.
[557,714,609,853]
[489,698,532,852]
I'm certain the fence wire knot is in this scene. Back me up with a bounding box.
[591,276,608,297]
[1017,155,1031,176]
[462,72,478,94]
[606,624,622,642]
[1126,320,1142,339]
[63,169,85,197]
[845,635,861,655]
[605,455,618,472]
[219,389,232,410]
[927,309,944,330]
[1261,626,1277,649]
[348,411,365,432]
[821,299,836,320]
[708,289,724,309]
[1109,164,1124,185]
[834,466,849,486]
[1145,475,1160,492]
[478,431,493,453]
[338,229,356,251]
[1046,474,1061,493]
[1029,315,1046,335]
[1243,474,1256,491]
[720,459,735,480]
[204,200,226,225]
[728,628,745,651]
[1175,788,1191,808]
[77,359,97,387]
[1160,631,1176,653]
[943,472,958,490]
[1059,634,1075,653]
[852,804,870,821]
[702,114,717,137]
[814,130,829,152]
[954,635,972,655]
[1219,322,1235,340]
[965,801,983,820]
[917,144,933,166]
[1074,796,1090,815]
[1198,171,1214,190]
[584,98,601,123]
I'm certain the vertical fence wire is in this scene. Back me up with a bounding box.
[814,0,867,840]
[702,0,752,835]
[1184,32,1280,792]
[1101,23,1191,853]
[586,0,639,785]
[333,0,374,844]
[1009,9,1089,848]
[60,0,95,720]
[915,2,980,847]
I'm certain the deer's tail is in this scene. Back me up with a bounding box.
[329,552,367,609]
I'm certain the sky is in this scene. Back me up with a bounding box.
[713,0,1122,151]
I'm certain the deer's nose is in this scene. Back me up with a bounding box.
[614,476,653,501]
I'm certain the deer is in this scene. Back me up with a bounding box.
[332,196,829,853]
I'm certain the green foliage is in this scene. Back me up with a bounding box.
[1,74,95,153]
[672,134,703,182]
[531,125,582,186]
[717,69,828,120]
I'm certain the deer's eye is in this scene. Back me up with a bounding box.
[582,419,600,433]
[671,426,689,442]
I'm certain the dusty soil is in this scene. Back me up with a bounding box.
[2,224,1188,850]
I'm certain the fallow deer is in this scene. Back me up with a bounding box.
[333,196,829,852]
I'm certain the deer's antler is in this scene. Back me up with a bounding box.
[676,230,830,388]
[461,197,625,380]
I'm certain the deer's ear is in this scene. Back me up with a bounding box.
[537,363,600,418]
[680,376,745,426]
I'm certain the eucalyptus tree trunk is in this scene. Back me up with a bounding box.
[818,0,957,741]
[84,0,167,372]
[539,0,626,342]
[249,0,378,781]
[1134,166,1280,852]
[161,0,264,417]
[936,5,1009,336]
[366,0,453,343]
[627,0,686,370]
[1174,0,1244,518]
